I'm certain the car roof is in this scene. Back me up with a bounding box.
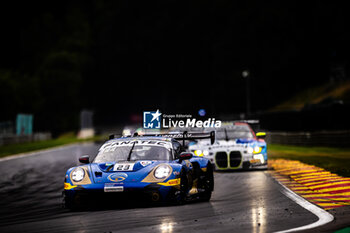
[107,136,174,143]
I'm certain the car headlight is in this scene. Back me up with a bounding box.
[154,165,171,179]
[247,147,254,154]
[254,146,262,154]
[194,150,209,157]
[194,150,203,156]
[72,167,85,182]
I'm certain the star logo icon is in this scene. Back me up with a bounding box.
[150,109,161,122]
[143,110,162,129]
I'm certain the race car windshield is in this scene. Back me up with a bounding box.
[94,144,172,163]
[216,129,253,140]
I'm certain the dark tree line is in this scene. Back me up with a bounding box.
[1,1,349,135]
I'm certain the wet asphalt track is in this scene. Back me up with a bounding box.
[0,143,319,233]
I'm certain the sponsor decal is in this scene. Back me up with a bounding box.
[104,183,124,192]
[140,161,152,167]
[108,173,128,182]
[158,178,181,186]
[249,159,261,164]
[99,140,172,153]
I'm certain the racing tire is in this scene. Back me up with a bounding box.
[174,170,188,205]
[201,164,214,202]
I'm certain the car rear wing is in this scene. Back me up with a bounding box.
[236,119,259,124]
[233,119,261,131]
[109,131,215,146]
[141,131,216,146]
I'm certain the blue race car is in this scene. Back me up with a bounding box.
[63,132,215,209]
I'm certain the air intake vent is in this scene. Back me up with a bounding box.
[229,151,242,167]
[215,152,228,168]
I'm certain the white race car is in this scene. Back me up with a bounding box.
[188,122,267,170]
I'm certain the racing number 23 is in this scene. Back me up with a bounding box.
[114,164,133,171]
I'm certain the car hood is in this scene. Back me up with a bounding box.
[96,160,154,172]
[235,138,255,144]
[88,160,175,184]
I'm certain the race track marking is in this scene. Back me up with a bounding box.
[273,176,334,233]
[270,159,350,210]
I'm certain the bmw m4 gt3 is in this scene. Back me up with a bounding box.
[188,122,267,170]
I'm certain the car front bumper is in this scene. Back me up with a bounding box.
[64,181,180,205]
[213,151,268,170]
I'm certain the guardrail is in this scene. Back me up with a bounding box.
[0,133,52,146]
[265,131,350,147]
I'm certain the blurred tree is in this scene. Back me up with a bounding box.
[1,0,350,134]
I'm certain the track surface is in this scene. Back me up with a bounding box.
[0,143,319,233]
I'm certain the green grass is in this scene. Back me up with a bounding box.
[334,227,350,233]
[0,133,107,158]
[268,144,350,177]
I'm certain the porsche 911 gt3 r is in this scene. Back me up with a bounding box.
[188,122,267,170]
[63,132,215,209]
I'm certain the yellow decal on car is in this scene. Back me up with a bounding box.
[158,178,181,186]
[250,159,261,164]
[64,182,77,190]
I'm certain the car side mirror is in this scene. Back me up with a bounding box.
[79,155,90,164]
[178,152,193,161]
[256,132,266,139]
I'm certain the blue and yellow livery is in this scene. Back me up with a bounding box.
[63,132,215,209]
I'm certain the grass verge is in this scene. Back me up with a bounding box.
[0,133,107,158]
[268,144,350,177]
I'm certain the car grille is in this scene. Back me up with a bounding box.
[229,151,242,167]
[215,152,228,168]
[215,151,242,168]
